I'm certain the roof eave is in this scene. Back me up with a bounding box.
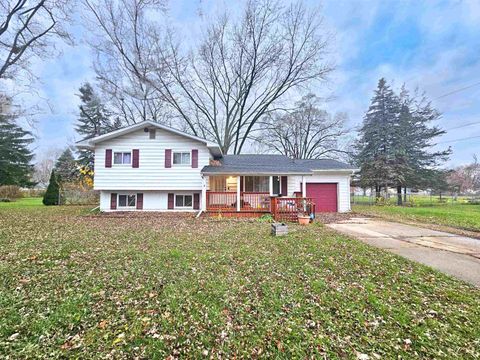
[310,168,358,173]
[201,170,312,176]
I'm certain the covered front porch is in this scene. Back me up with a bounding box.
[203,175,314,220]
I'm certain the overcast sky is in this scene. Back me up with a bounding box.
[29,0,480,166]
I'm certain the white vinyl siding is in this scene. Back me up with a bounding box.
[94,128,211,191]
[100,190,201,212]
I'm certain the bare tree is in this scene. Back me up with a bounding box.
[158,0,333,153]
[257,94,349,159]
[33,147,62,187]
[84,0,333,153]
[82,0,170,125]
[0,0,72,80]
[448,155,480,194]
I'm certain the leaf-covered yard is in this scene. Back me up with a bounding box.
[0,205,479,359]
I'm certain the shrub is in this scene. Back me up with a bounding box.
[257,214,274,223]
[0,185,22,200]
[43,170,60,206]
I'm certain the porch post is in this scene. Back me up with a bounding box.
[201,175,207,211]
[236,176,241,212]
[269,176,273,196]
[302,176,306,197]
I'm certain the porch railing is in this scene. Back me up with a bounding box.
[206,191,237,211]
[206,191,315,221]
[206,191,270,212]
[271,197,316,222]
[240,192,270,212]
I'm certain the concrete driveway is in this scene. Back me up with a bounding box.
[327,217,480,287]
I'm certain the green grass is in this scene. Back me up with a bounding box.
[0,197,43,208]
[353,204,480,232]
[0,205,479,358]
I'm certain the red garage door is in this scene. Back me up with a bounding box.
[306,183,338,212]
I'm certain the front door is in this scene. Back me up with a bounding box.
[272,176,280,195]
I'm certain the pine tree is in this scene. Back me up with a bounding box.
[0,113,34,186]
[75,83,117,168]
[355,78,399,198]
[43,170,60,205]
[55,148,78,184]
[356,79,451,205]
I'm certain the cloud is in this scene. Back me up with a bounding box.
[19,0,480,167]
[322,0,480,166]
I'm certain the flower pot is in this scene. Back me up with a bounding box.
[298,215,310,225]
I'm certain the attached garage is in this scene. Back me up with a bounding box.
[306,183,338,212]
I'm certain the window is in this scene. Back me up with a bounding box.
[244,176,269,192]
[175,194,193,208]
[210,176,227,191]
[114,152,131,165]
[118,194,136,207]
[272,176,280,195]
[173,152,191,165]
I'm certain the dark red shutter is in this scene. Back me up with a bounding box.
[168,193,174,209]
[281,176,288,196]
[110,193,117,210]
[136,193,143,210]
[132,149,139,168]
[192,149,198,168]
[240,176,244,192]
[165,149,172,168]
[105,149,112,168]
[193,193,200,210]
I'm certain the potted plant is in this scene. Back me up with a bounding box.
[297,212,310,225]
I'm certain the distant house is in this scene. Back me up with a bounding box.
[76,121,355,214]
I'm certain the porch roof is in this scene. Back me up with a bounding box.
[201,154,355,175]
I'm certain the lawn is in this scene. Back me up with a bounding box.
[0,206,479,358]
[0,197,43,208]
[353,204,480,233]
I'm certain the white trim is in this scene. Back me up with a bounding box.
[113,151,132,165]
[174,193,194,209]
[201,176,207,211]
[236,176,241,212]
[117,193,137,209]
[172,151,191,166]
[269,176,273,196]
[76,120,222,156]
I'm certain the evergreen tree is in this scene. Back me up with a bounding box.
[43,170,60,205]
[75,83,117,168]
[355,78,399,198]
[0,113,34,186]
[55,148,78,183]
[356,79,450,205]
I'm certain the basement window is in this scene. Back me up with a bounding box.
[175,194,193,208]
[118,194,136,208]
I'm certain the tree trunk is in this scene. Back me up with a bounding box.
[397,185,403,206]
[403,186,407,202]
[375,185,381,199]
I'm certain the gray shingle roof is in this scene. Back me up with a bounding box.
[201,154,355,175]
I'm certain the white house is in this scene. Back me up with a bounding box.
[76,121,355,215]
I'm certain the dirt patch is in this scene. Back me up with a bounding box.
[314,212,363,224]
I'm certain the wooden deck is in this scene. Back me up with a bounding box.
[206,191,315,221]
